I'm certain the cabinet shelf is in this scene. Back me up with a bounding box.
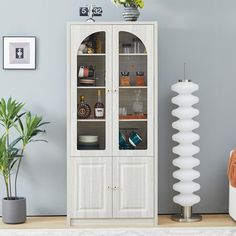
[119,86,147,89]
[119,53,147,56]
[119,119,147,122]
[77,53,105,56]
[77,119,106,122]
[77,86,106,89]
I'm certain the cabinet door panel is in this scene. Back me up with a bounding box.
[113,157,154,218]
[70,24,113,157]
[71,157,112,218]
[112,24,155,157]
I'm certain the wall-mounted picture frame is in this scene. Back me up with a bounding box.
[3,36,36,70]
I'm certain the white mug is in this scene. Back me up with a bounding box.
[78,66,84,78]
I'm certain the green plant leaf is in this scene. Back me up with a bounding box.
[10,137,22,149]
[0,98,24,130]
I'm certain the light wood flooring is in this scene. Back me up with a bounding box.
[0,215,235,229]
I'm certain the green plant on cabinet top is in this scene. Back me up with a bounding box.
[113,0,144,8]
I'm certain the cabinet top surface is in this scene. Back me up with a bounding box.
[67,21,158,26]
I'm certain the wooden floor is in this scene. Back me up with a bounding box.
[0,215,235,229]
[159,214,236,228]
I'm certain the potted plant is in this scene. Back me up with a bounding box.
[0,98,48,224]
[113,0,144,21]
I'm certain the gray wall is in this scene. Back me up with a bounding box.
[0,0,235,215]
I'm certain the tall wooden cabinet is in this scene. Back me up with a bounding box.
[67,22,158,226]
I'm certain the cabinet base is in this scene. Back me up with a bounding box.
[69,218,157,227]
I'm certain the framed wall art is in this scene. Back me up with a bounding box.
[3,36,36,70]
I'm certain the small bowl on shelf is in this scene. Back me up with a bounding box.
[78,135,99,150]
[79,135,98,143]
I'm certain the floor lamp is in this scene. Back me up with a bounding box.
[171,79,202,222]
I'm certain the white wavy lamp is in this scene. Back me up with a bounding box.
[171,79,202,222]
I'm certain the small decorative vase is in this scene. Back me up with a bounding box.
[2,197,26,224]
[122,5,140,21]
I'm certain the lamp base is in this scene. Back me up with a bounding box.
[171,206,202,222]
[171,213,202,222]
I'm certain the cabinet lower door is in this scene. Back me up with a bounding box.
[70,157,112,218]
[113,157,154,218]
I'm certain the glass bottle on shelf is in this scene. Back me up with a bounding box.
[122,44,132,53]
[94,90,105,119]
[132,90,144,116]
[133,38,141,53]
[135,71,145,86]
[96,33,103,53]
[120,72,131,86]
[77,96,91,119]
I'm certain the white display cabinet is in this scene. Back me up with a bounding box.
[67,22,158,226]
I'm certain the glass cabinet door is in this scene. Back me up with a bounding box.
[112,25,155,156]
[70,25,112,156]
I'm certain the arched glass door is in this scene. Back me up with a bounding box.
[77,32,106,151]
[119,31,148,150]
[113,25,155,156]
[70,25,113,156]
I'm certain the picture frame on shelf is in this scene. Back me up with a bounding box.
[3,36,36,70]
